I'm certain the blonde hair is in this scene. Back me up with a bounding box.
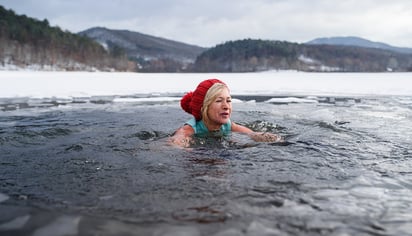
[201,83,229,124]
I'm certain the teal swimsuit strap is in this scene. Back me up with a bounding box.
[185,118,231,135]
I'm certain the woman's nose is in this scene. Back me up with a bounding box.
[222,101,229,109]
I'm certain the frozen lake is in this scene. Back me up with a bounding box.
[1,71,412,235]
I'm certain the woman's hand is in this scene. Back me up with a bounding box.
[248,132,283,142]
[169,135,192,148]
[232,122,282,143]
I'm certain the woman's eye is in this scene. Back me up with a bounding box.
[215,98,231,103]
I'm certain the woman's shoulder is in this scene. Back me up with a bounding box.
[176,124,195,136]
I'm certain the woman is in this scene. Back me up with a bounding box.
[170,79,282,147]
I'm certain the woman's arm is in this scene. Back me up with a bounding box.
[231,122,283,142]
[231,122,254,133]
[169,125,195,147]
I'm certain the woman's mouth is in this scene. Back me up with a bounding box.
[220,112,230,117]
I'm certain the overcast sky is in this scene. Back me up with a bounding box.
[1,0,412,48]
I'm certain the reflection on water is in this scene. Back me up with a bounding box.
[1,95,412,235]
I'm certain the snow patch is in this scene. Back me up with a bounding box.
[298,54,317,64]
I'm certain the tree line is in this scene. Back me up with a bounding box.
[193,39,412,72]
[0,5,134,71]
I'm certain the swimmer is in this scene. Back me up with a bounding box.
[170,79,282,147]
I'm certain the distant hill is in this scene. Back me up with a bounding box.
[193,39,412,72]
[306,36,412,54]
[0,5,133,71]
[78,27,207,72]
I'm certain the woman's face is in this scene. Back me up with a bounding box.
[206,87,232,127]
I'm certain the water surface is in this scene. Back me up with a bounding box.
[1,94,412,236]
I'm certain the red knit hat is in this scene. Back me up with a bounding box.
[181,79,226,120]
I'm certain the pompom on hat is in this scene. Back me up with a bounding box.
[181,79,226,120]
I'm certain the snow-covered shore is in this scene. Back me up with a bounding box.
[1,71,412,99]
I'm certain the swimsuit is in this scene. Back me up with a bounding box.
[185,118,231,136]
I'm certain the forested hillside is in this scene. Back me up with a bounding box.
[79,27,206,72]
[194,39,412,72]
[0,6,134,71]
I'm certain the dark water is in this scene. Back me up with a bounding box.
[1,95,412,236]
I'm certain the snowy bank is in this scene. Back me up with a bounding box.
[1,71,412,99]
